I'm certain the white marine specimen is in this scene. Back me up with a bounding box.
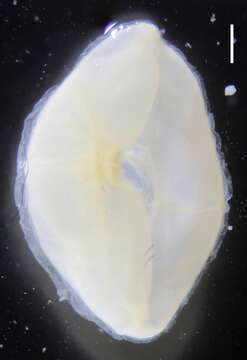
[15,21,230,342]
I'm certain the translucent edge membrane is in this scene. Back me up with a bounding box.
[14,21,232,343]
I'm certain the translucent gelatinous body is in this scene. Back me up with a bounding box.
[15,21,230,342]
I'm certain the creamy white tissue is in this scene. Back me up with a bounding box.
[15,21,229,342]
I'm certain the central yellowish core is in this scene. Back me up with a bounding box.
[90,136,121,186]
[95,147,121,185]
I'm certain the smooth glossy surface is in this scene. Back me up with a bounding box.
[15,21,228,342]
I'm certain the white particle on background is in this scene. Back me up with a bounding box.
[216,41,220,46]
[13,0,17,5]
[47,299,52,305]
[185,42,192,49]
[0,344,3,349]
[210,13,216,23]
[25,326,29,331]
[34,15,40,22]
[1,275,5,279]
[48,52,52,57]
[25,49,31,54]
[228,225,233,231]
[13,320,18,324]
[42,347,47,353]
[224,84,237,96]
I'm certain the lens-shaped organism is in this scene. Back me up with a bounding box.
[15,21,230,342]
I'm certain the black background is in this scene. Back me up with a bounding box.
[0,0,247,359]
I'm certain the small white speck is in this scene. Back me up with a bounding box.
[224,85,237,96]
[164,18,167,22]
[25,326,29,331]
[25,49,31,54]
[47,299,52,305]
[185,42,192,49]
[228,225,233,231]
[210,13,216,23]
[13,0,17,5]
[1,275,5,279]
[34,15,40,22]
[0,344,3,349]
[42,347,47,353]
[216,41,220,46]
[48,52,52,57]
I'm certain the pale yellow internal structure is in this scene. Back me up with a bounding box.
[20,22,227,341]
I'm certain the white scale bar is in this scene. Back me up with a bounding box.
[230,24,234,64]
